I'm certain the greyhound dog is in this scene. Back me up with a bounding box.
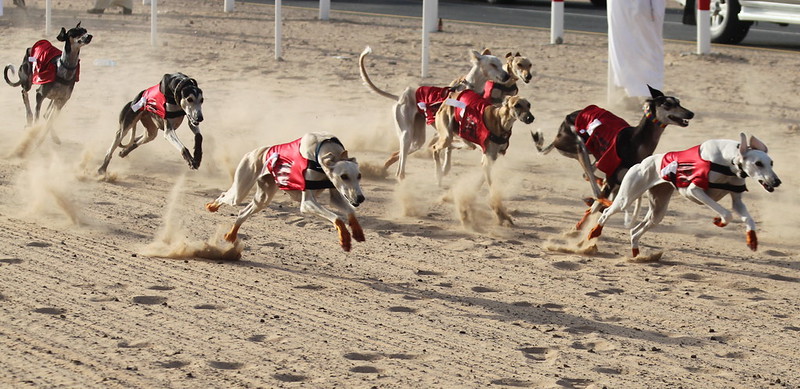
[4,22,92,143]
[205,132,366,252]
[479,52,534,105]
[531,86,694,228]
[358,46,510,179]
[431,90,535,224]
[97,73,204,175]
[588,133,781,257]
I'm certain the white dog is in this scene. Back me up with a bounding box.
[358,46,510,179]
[205,132,366,252]
[588,133,781,257]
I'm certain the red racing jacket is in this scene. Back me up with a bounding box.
[660,145,712,189]
[262,137,337,191]
[450,90,495,152]
[574,105,630,177]
[131,84,167,119]
[29,40,80,84]
[415,86,452,125]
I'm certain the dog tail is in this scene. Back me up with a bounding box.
[530,130,555,154]
[4,65,22,87]
[358,46,399,101]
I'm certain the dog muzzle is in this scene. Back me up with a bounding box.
[760,177,781,192]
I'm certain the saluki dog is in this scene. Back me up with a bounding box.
[98,73,204,174]
[588,133,781,257]
[205,132,366,252]
[431,90,535,224]
[358,46,510,179]
[4,22,92,144]
[531,86,694,228]
[480,52,534,105]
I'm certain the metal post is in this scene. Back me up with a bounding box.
[550,0,564,44]
[151,0,157,46]
[697,0,711,54]
[275,0,282,60]
[224,0,234,13]
[424,0,438,32]
[319,0,329,20]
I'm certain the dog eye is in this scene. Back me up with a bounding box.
[358,173,362,180]
[514,103,521,109]
[755,161,763,167]
[341,174,349,181]
[187,97,194,103]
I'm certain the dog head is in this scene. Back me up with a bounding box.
[645,85,694,127]
[504,95,535,125]
[470,49,510,84]
[321,150,365,207]
[57,22,93,50]
[737,133,781,192]
[174,78,204,126]
[505,52,533,84]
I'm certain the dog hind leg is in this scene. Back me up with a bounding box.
[224,177,277,242]
[628,183,673,257]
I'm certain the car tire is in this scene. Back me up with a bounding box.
[709,0,752,44]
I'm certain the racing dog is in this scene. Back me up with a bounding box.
[588,133,781,257]
[4,22,92,144]
[97,73,204,175]
[531,86,694,228]
[480,52,534,105]
[431,90,535,224]
[358,46,510,180]
[205,132,366,252]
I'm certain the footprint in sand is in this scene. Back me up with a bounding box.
[350,366,381,374]
[193,304,222,310]
[552,261,583,271]
[147,285,176,291]
[416,269,444,276]
[208,361,245,370]
[385,353,417,360]
[388,306,417,313]
[472,286,499,293]
[0,258,23,265]
[593,366,622,375]
[33,307,66,315]
[518,346,555,362]
[132,296,167,305]
[294,284,326,290]
[490,378,535,387]
[273,373,307,382]
[344,352,383,361]
[556,377,594,388]
[585,288,624,298]
[26,242,51,248]
[117,341,151,348]
[512,301,533,307]
[541,303,565,311]
[157,360,189,369]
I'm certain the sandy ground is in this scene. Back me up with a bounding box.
[1,1,799,388]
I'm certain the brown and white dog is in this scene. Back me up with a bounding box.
[205,132,366,252]
[469,52,534,105]
[431,90,535,224]
[588,133,781,257]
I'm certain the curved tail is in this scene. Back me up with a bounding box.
[4,65,22,87]
[358,46,398,101]
[530,130,555,154]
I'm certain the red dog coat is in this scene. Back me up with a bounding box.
[131,84,168,119]
[574,105,629,177]
[29,40,80,84]
[415,86,452,125]
[451,90,495,152]
[263,137,337,191]
[660,145,711,189]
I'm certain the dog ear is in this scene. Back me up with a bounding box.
[57,27,68,42]
[739,133,748,156]
[469,50,481,62]
[76,21,82,28]
[340,150,349,160]
[647,85,664,98]
[505,52,513,58]
[320,152,336,168]
[514,52,521,57]
[749,135,768,153]
[481,48,492,55]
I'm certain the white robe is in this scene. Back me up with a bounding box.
[607,0,666,98]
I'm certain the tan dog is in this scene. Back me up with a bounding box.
[457,52,534,105]
[205,132,366,252]
[431,90,535,225]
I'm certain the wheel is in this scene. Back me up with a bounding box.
[709,0,752,44]
[590,0,606,7]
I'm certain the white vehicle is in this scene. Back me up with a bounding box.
[678,0,800,43]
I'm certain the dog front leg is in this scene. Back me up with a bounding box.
[162,124,194,169]
[730,192,757,251]
[189,124,203,169]
[21,89,34,125]
[685,185,733,228]
[329,189,365,243]
[225,178,276,242]
[575,140,603,200]
[300,191,352,252]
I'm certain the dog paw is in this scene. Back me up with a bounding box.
[588,225,603,239]
[335,219,352,252]
[746,230,758,251]
[205,202,220,213]
[713,217,728,227]
[223,233,237,243]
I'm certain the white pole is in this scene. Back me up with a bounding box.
[697,0,711,54]
[224,0,234,13]
[150,0,157,46]
[1,0,4,18]
[424,0,438,32]
[319,0,329,20]
[45,0,52,36]
[275,0,282,60]
[421,0,432,78]
[550,0,564,44]
[143,0,150,5]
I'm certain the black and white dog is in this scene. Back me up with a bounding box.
[98,73,204,174]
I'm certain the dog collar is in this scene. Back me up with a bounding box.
[732,157,748,178]
[644,106,667,129]
[311,137,345,170]
[488,132,510,145]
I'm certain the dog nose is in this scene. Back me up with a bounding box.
[85,35,93,43]
[196,113,204,123]
[356,194,365,204]
[525,114,535,124]
[686,110,695,119]
[774,178,782,187]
